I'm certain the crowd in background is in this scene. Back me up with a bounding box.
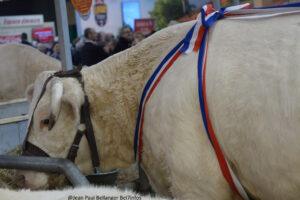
[20,25,151,67]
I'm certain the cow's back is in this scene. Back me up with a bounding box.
[0,44,61,102]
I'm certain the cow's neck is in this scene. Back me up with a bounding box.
[81,51,156,172]
[80,24,191,173]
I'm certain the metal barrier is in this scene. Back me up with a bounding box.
[0,155,90,187]
[0,99,28,154]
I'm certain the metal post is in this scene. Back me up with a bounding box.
[212,0,221,10]
[54,0,73,71]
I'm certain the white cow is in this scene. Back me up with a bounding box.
[0,44,61,102]
[20,13,300,200]
[0,186,166,200]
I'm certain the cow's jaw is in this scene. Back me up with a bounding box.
[18,170,49,189]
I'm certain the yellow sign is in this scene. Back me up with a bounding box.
[94,5,107,13]
[94,0,107,27]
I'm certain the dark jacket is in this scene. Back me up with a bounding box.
[21,40,32,46]
[80,41,109,66]
[113,37,132,54]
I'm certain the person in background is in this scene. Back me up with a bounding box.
[49,42,60,60]
[103,39,116,57]
[113,25,133,54]
[104,33,116,44]
[31,38,39,48]
[20,33,32,46]
[103,33,116,56]
[96,32,106,47]
[71,37,82,66]
[36,43,48,54]
[80,27,109,66]
[132,32,145,46]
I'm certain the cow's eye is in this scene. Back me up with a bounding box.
[42,119,50,125]
[40,119,50,130]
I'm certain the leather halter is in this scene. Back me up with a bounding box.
[21,68,151,190]
[22,68,101,174]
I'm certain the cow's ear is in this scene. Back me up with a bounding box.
[48,79,63,130]
[25,84,34,102]
[47,78,84,131]
[61,80,85,125]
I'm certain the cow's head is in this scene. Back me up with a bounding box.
[18,72,89,189]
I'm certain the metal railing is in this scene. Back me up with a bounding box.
[0,155,90,187]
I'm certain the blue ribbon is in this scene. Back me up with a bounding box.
[179,24,196,53]
[201,9,224,28]
[133,36,186,159]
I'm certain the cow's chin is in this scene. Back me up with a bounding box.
[21,171,49,190]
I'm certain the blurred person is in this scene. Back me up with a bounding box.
[71,37,82,66]
[20,33,32,46]
[132,32,145,46]
[80,28,109,66]
[72,37,81,47]
[31,38,39,48]
[103,39,116,56]
[104,33,116,43]
[36,43,48,54]
[75,35,86,51]
[49,42,60,60]
[96,32,106,46]
[103,33,117,56]
[114,25,133,54]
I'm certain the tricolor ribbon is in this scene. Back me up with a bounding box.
[134,3,300,200]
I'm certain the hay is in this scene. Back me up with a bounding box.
[0,146,23,189]
[0,168,20,189]
[0,146,71,189]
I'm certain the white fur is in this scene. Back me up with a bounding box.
[0,44,61,102]
[24,14,300,200]
[0,186,166,200]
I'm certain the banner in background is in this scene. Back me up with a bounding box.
[0,34,21,44]
[134,19,155,35]
[0,15,44,28]
[94,0,107,27]
[71,0,92,20]
[32,27,54,43]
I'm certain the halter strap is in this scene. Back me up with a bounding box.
[23,141,49,157]
[22,68,101,174]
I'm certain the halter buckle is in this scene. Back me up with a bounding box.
[94,166,101,174]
